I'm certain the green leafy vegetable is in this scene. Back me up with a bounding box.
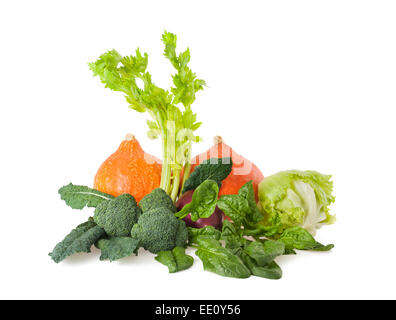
[182,157,233,193]
[217,194,250,226]
[89,31,205,201]
[258,170,336,235]
[58,183,114,209]
[176,180,219,221]
[243,240,285,266]
[218,220,285,279]
[280,226,334,251]
[238,181,264,226]
[242,224,281,238]
[188,226,221,245]
[96,237,140,261]
[241,253,282,280]
[219,221,285,279]
[220,220,246,253]
[155,247,194,273]
[195,238,251,279]
[221,219,239,238]
[311,244,335,251]
[49,220,105,263]
[216,181,263,228]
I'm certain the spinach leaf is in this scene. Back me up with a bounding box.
[280,226,334,251]
[224,238,245,255]
[217,195,250,226]
[188,226,221,245]
[49,220,105,263]
[243,240,285,266]
[176,180,219,221]
[195,238,251,279]
[243,225,280,238]
[241,253,282,280]
[155,247,194,273]
[243,213,282,238]
[238,181,263,225]
[59,183,114,209]
[220,220,246,254]
[96,237,140,261]
[284,248,297,255]
[183,157,233,193]
[221,219,239,237]
[217,181,264,228]
[312,244,335,251]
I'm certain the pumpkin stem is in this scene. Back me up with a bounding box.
[214,135,223,145]
[125,133,136,141]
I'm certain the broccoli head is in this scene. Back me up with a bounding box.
[130,207,188,253]
[94,193,142,237]
[139,188,177,213]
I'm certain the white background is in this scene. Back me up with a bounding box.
[1,0,395,300]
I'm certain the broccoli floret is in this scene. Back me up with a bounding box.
[94,194,142,237]
[139,188,177,213]
[130,207,188,253]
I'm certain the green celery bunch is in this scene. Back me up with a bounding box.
[89,31,205,201]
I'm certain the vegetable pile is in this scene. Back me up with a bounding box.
[50,32,336,280]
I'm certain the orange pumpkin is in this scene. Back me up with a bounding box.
[94,134,162,202]
[189,136,264,200]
